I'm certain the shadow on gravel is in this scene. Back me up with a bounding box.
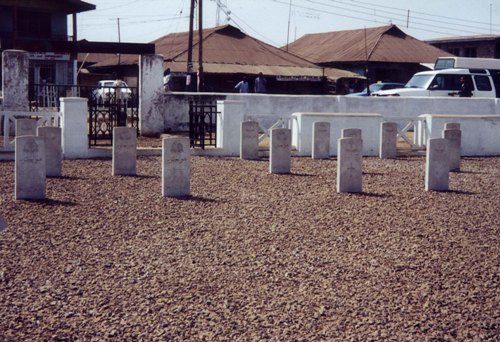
[21,198,79,206]
[453,170,487,175]
[349,192,391,198]
[443,190,478,195]
[172,195,218,203]
[50,175,87,180]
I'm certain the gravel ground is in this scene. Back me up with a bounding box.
[0,155,499,340]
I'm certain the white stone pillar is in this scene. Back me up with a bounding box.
[2,50,29,111]
[217,100,244,156]
[37,126,62,177]
[425,138,449,191]
[139,54,164,136]
[337,137,363,193]
[443,129,461,172]
[162,137,191,197]
[60,97,88,159]
[269,128,291,174]
[15,136,46,200]
[112,127,137,176]
[380,121,398,159]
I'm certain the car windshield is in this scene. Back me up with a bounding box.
[405,75,433,88]
[103,82,114,87]
[369,84,384,92]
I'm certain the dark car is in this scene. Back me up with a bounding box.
[346,82,405,96]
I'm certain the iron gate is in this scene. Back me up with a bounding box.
[87,85,139,147]
[189,96,220,149]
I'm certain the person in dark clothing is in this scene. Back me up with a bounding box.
[458,76,473,97]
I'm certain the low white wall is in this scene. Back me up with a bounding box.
[159,93,500,133]
[420,114,500,156]
[292,112,383,156]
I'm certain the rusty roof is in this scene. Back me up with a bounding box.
[287,25,453,64]
[88,25,362,79]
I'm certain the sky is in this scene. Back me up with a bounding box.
[75,0,500,47]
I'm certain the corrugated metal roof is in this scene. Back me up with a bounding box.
[89,25,361,79]
[287,25,453,64]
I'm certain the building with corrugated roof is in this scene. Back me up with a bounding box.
[426,34,500,59]
[85,25,363,94]
[286,25,453,84]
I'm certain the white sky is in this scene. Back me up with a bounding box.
[76,0,500,47]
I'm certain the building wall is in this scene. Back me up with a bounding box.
[429,40,500,59]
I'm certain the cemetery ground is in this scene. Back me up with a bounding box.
[0,154,499,340]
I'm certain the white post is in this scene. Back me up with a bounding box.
[217,100,244,156]
[139,54,164,136]
[60,97,88,159]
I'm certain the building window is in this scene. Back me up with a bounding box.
[447,48,460,56]
[464,47,477,57]
[17,10,51,39]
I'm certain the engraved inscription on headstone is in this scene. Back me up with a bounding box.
[312,121,330,159]
[162,137,191,197]
[112,127,137,176]
[37,126,62,177]
[425,138,449,191]
[337,137,362,193]
[380,121,398,159]
[269,128,291,174]
[15,136,46,200]
[442,129,461,172]
[240,121,260,160]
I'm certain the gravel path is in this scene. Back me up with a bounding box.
[0,155,499,340]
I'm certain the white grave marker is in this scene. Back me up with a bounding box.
[443,129,461,172]
[425,138,449,191]
[380,121,398,159]
[16,118,37,137]
[240,121,259,160]
[37,126,62,177]
[312,121,330,159]
[15,136,46,200]
[162,137,191,197]
[269,128,291,174]
[112,127,137,176]
[337,137,362,193]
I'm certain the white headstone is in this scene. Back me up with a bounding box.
[269,128,291,174]
[425,138,449,191]
[341,128,362,139]
[112,127,137,176]
[37,126,62,177]
[162,137,190,197]
[15,136,46,200]
[16,118,37,137]
[240,121,259,160]
[444,122,461,131]
[380,121,398,159]
[337,137,362,193]
[443,129,461,172]
[312,121,330,159]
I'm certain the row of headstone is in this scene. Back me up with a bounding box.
[111,127,191,197]
[14,119,62,200]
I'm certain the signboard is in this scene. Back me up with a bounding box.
[29,52,71,61]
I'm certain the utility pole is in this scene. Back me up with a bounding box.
[187,0,195,91]
[198,0,204,92]
[117,17,121,66]
[286,0,292,51]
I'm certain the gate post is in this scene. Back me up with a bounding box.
[2,50,29,111]
[139,54,164,136]
[60,97,88,159]
[217,100,244,156]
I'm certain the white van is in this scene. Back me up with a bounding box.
[375,68,497,98]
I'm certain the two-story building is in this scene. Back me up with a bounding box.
[0,0,96,91]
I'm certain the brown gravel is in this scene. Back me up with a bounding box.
[0,155,499,340]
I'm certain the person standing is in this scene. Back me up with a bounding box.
[254,72,267,93]
[234,76,249,93]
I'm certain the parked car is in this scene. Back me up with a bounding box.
[375,68,497,98]
[346,82,405,96]
[93,80,132,104]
